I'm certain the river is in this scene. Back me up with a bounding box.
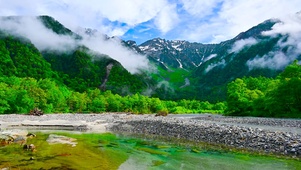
[1,130,300,169]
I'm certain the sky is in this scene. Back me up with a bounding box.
[0,0,301,44]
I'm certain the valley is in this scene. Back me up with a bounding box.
[0,15,300,118]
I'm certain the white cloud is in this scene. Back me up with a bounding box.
[205,59,226,73]
[154,4,179,34]
[177,0,301,43]
[180,0,222,17]
[0,16,150,74]
[263,12,301,53]
[204,54,217,62]
[71,0,165,26]
[0,17,77,51]
[178,17,227,43]
[247,12,301,71]
[1,0,301,43]
[80,32,151,74]
[0,0,175,36]
[247,52,294,70]
[229,38,257,53]
[216,0,301,42]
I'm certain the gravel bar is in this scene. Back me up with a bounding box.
[0,113,300,157]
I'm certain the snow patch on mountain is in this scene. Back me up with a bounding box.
[176,58,183,68]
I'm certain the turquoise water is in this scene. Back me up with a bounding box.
[0,132,300,169]
[115,135,300,170]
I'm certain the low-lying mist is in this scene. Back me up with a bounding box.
[0,16,151,74]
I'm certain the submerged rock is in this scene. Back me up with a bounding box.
[1,129,28,139]
[23,144,36,151]
[0,129,29,146]
[46,134,77,147]
[14,135,27,145]
[0,134,14,146]
[27,133,36,138]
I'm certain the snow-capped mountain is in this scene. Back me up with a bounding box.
[136,38,217,69]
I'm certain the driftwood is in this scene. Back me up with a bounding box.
[155,111,168,117]
[29,108,43,116]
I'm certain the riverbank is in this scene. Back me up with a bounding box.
[1,113,300,158]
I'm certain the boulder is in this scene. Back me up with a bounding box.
[23,143,36,151]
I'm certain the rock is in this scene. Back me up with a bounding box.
[46,134,77,146]
[29,144,36,150]
[14,135,27,145]
[23,144,30,150]
[26,133,36,138]
[1,167,10,170]
[1,129,29,146]
[1,129,28,139]
[23,144,36,151]
[0,134,14,146]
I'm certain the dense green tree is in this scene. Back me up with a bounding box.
[87,89,107,113]
[38,79,70,112]
[263,61,301,117]
[68,91,89,113]
[226,61,301,118]
[149,97,167,113]
[0,41,16,76]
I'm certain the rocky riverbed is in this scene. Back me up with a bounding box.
[0,113,300,158]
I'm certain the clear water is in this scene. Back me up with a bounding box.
[0,132,300,170]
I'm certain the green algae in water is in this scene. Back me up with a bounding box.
[0,132,301,170]
[0,132,128,170]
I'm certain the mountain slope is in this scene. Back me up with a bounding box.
[0,35,55,79]
[192,19,301,101]
[0,16,148,95]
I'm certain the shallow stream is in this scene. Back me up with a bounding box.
[0,131,300,170]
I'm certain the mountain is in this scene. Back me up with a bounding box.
[138,38,218,69]
[125,19,294,101]
[192,19,285,101]
[129,19,277,71]
[0,15,300,102]
[120,20,284,101]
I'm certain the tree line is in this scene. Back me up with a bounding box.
[0,76,225,114]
